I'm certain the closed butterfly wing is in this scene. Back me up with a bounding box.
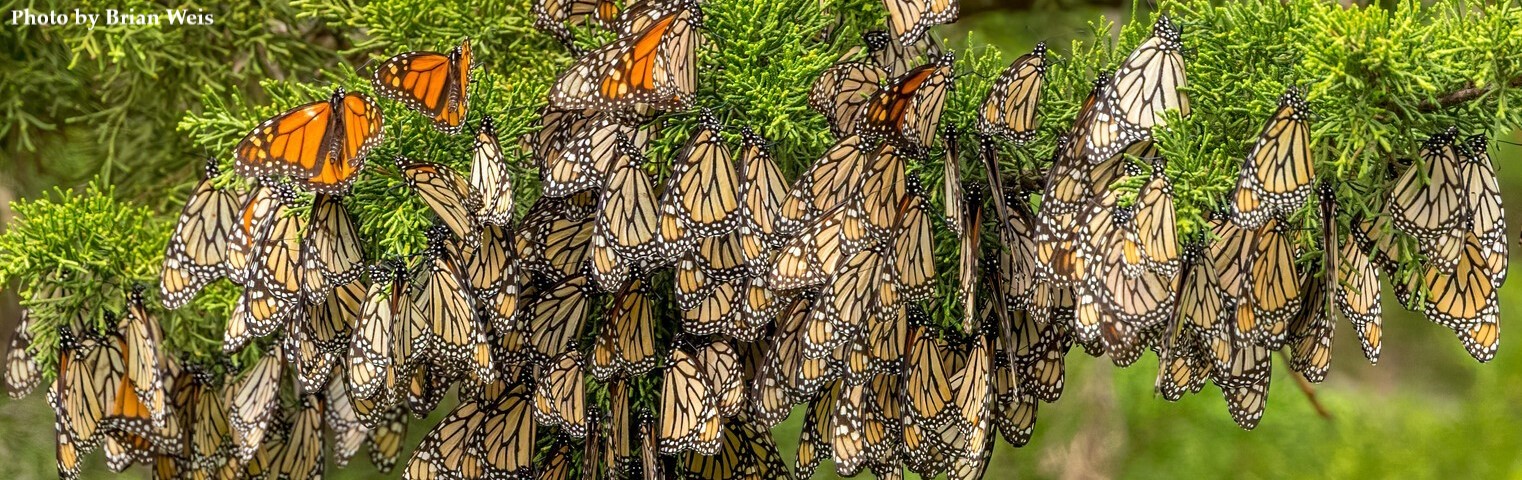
[162,159,239,309]
[976,43,1046,143]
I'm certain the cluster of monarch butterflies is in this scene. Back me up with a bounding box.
[4,3,1509,479]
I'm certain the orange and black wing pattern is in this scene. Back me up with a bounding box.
[234,88,384,194]
[548,0,700,114]
[373,39,472,133]
[857,53,954,149]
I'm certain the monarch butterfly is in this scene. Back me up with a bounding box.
[1337,224,1384,364]
[234,88,384,194]
[537,112,655,198]
[118,287,170,429]
[737,128,790,247]
[949,334,992,451]
[300,193,365,303]
[892,176,937,303]
[471,117,515,226]
[956,183,986,335]
[229,185,305,354]
[591,135,662,288]
[1231,88,1313,229]
[682,414,793,480]
[533,0,620,50]
[829,380,894,477]
[1034,100,1147,286]
[976,42,1046,143]
[1460,134,1507,286]
[748,308,803,427]
[465,224,521,332]
[323,377,366,468]
[857,142,910,240]
[366,407,408,473]
[795,380,837,479]
[57,327,126,458]
[660,112,743,240]
[881,0,957,46]
[1077,196,1174,366]
[349,263,409,405]
[810,59,886,138]
[1058,70,1145,170]
[397,157,481,247]
[533,349,588,437]
[1246,220,1301,349]
[903,321,956,430]
[1135,159,1181,277]
[162,158,239,309]
[1155,243,1218,401]
[1424,230,1500,362]
[225,185,276,286]
[942,126,965,231]
[406,380,536,480]
[5,310,39,399]
[1218,339,1272,430]
[372,38,471,133]
[517,192,598,280]
[525,273,593,363]
[857,53,954,149]
[804,246,888,359]
[172,365,238,480]
[240,401,288,479]
[410,226,492,382]
[990,349,1037,447]
[679,272,738,336]
[268,396,324,480]
[405,362,453,417]
[659,344,721,455]
[734,274,787,342]
[696,340,745,418]
[768,204,872,291]
[293,280,362,396]
[1287,258,1333,383]
[548,0,701,114]
[1388,129,1467,259]
[777,134,871,237]
[589,278,659,380]
[1108,16,1189,134]
[229,346,284,462]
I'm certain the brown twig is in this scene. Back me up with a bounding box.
[1412,76,1522,113]
[1278,350,1334,421]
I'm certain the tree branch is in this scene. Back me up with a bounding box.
[1414,76,1522,113]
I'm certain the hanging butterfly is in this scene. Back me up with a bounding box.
[856,53,954,149]
[471,117,516,226]
[162,158,239,309]
[591,134,662,288]
[396,156,482,247]
[976,42,1046,143]
[234,88,384,194]
[590,277,659,380]
[659,111,743,242]
[533,349,589,437]
[810,56,887,138]
[776,134,872,237]
[409,225,493,383]
[548,0,701,114]
[227,184,305,354]
[737,128,790,248]
[1460,134,1508,286]
[372,38,472,133]
[5,308,40,399]
[658,344,722,455]
[300,193,365,303]
[1230,87,1314,229]
[229,346,284,462]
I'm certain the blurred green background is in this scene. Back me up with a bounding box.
[4,2,1522,479]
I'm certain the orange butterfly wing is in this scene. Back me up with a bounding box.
[234,90,384,194]
[373,39,470,132]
